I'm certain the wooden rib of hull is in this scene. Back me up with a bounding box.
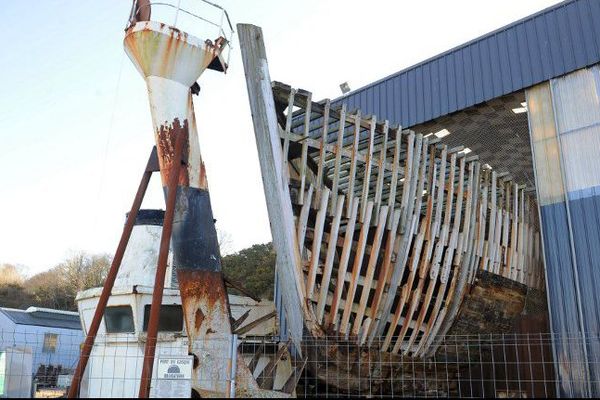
[244,72,547,394]
[270,81,545,357]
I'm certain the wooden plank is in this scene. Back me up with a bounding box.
[316,195,345,323]
[277,128,403,179]
[281,357,307,394]
[492,182,504,274]
[422,255,461,357]
[432,147,447,240]
[414,158,471,357]
[247,342,264,374]
[442,154,464,281]
[492,180,505,274]
[282,88,296,180]
[422,161,483,357]
[296,184,314,255]
[454,160,475,267]
[502,181,511,275]
[273,81,401,137]
[384,226,425,352]
[423,150,437,243]
[231,309,251,331]
[330,104,347,214]
[306,187,330,300]
[414,157,472,354]
[509,183,519,281]
[484,171,497,271]
[476,168,489,263]
[367,209,401,344]
[431,151,455,278]
[374,121,389,220]
[234,311,277,335]
[518,186,526,283]
[224,277,261,302]
[360,117,376,222]
[384,138,428,352]
[346,112,361,217]
[467,162,482,284]
[352,205,389,336]
[373,134,421,338]
[238,24,306,348]
[399,133,415,233]
[402,134,422,233]
[298,91,312,206]
[315,99,331,205]
[386,128,402,223]
[324,200,360,330]
[256,340,290,389]
[340,201,374,337]
[400,144,446,354]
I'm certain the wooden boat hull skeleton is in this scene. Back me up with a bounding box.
[267,80,544,350]
[238,23,545,394]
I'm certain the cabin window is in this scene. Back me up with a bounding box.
[42,333,58,353]
[104,306,135,333]
[143,305,183,332]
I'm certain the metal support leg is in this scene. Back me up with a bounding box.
[68,147,160,398]
[138,131,186,398]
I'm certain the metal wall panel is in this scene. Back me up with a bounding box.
[527,82,588,397]
[551,68,600,396]
[528,65,600,397]
[334,0,600,128]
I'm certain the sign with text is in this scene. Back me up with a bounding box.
[151,356,193,398]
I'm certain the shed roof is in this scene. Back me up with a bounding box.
[0,307,81,331]
[336,0,600,127]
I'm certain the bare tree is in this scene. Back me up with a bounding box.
[20,251,112,311]
[0,263,25,285]
[217,228,234,256]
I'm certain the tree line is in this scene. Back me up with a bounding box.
[0,243,276,311]
[0,252,111,311]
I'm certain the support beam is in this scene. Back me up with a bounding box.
[67,148,159,399]
[238,24,306,350]
[139,131,186,398]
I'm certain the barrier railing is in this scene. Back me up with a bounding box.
[126,0,234,67]
[3,330,598,398]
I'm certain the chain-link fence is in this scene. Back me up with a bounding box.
[2,330,597,398]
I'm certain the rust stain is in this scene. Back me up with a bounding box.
[156,118,190,187]
[177,270,227,310]
[194,308,205,331]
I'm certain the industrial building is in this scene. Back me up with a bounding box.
[0,307,82,397]
[251,0,600,397]
[2,0,594,398]
[0,307,82,374]
[332,0,600,396]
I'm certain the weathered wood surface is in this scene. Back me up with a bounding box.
[238,25,307,350]
[300,270,548,396]
[242,35,547,387]
[265,81,546,358]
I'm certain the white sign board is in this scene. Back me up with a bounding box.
[151,356,193,398]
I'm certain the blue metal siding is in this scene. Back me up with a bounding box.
[539,202,587,397]
[335,0,600,127]
[0,323,83,373]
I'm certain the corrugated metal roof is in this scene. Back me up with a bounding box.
[0,307,81,331]
[335,0,600,128]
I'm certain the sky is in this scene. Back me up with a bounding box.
[0,0,561,275]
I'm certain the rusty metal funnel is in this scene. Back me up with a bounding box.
[123,9,249,398]
[124,21,227,86]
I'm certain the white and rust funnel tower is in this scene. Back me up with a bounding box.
[123,1,244,397]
